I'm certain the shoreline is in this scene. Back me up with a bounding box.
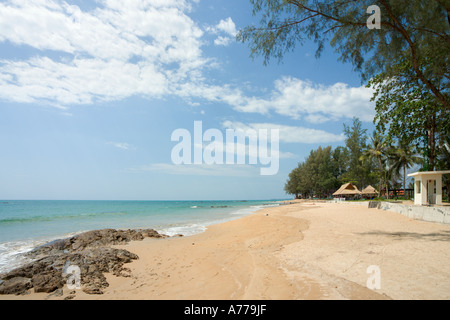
[0,200,281,275]
[1,201,450,300]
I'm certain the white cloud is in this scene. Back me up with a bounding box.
[0,57,168,105]
[108,142,134,150]
[215,17,237,36]
[175,77,375,124]
[0,1,374,126]
[0,0,205,105]
[214,36,233,46]
[207,17,237,47]
[222,121,345,144]
[231,77,375,123]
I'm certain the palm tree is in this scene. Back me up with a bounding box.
[360,132,388,197]
[389,140,422,199]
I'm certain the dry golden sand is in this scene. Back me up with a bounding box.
[2,201,450,300]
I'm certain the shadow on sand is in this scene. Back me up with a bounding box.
[357,230,450,242]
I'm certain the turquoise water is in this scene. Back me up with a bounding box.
[0,200,281,273]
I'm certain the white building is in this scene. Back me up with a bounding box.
[408,171,450,205]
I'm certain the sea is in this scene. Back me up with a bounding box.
[0,199,282,274]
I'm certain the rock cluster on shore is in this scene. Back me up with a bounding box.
[0,228,168,297]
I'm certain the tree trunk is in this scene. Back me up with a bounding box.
[386,181,390,199]
[378,157,383,198]
[385,170,390,200]
[429,115,436,171]
[403,164,406,199]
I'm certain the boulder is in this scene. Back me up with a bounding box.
[0,228,167,296]
[0,277,32,295]
[32,271,64,293]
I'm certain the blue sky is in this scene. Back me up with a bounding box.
[0,0,376,200]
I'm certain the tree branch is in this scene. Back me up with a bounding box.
[411,27,450,45]
[286,0,367,27]
[379,0,450,111]
[249,13,320,32]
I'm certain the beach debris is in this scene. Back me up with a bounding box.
[0,228,167,296]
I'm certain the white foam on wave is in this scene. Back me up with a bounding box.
[230,206,261,215]
[157,224,207,237]
[230,203,278,215]
[0,231,87,274]
[158,203,279,237]
[0,240,41,274]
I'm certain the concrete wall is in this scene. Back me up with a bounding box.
[372,202,450,225]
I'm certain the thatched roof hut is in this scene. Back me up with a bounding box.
[362,185,378,196]
[333,183,362,197]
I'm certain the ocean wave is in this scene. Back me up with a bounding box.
[157,224,207,237]
[0,240,40,274]
[0,211,127,225]
[230,203,278,215]
[0,216,54,224]
[0,230,89,274]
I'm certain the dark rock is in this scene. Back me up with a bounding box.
[32,271,64,293]
[42,239,67,251]
[64,293,76,300]
[0,277,32,295]
[46,288,64,299]
[1,248,138,295]
[1,228,167,296]
[83,285,103,295]
[28,228,166,258]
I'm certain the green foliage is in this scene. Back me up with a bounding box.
[285,118,378,198]
[242,1,450,197]
[343,117,375,189]
[284,117,428,199]
[388,140,423,193]
[238,0,450,109]
[368,57,450,170]
[284,146,343,198]
[360,131,388,196]
[437,135,450,200]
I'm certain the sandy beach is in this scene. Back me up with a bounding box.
[2,201,450,300]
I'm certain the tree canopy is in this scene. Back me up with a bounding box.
[368,57,449,170]
[284,146,343,198]
[285,118,378,198]
[238,0,449,110]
